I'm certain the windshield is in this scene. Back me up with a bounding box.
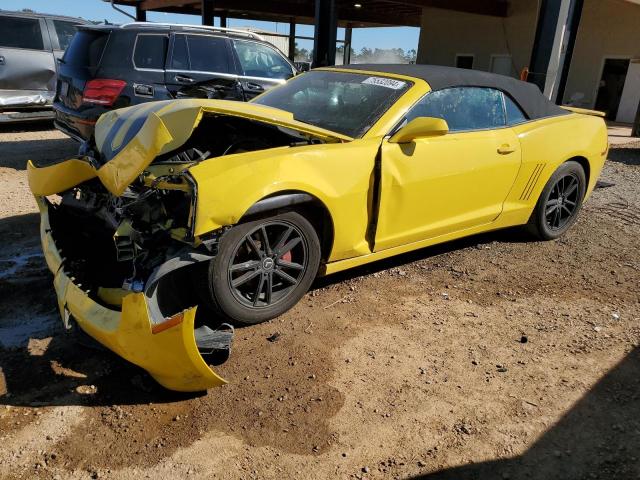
[252,70,412,138]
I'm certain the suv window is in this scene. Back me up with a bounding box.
[233,39,293,79]
[0,16,44,50]
[185,35,231,73]
[63,30,108,68]
[133,34,168,70]
[170,34,189,70]
[53,20,79,51]
[405,87,506,132]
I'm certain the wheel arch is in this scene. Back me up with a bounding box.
[565,155,591,191]
[239,190,335,263]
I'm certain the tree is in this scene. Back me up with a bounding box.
[294,42,311,62]
[405,49,417,63]
[351,46,415,64]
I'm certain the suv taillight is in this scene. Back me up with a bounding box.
[82,79,126,106]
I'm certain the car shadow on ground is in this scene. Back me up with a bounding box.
[608,146,640,166]
[0,122,77,170]
[0,334,204,408]
[0,210,533,408]
[410,346,640,480]
[313,226,531,289]
[0,138,78,170]
[0,120,56,134]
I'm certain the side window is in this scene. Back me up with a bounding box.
[52,20,79,51]
[233,40,293,80]
[170,34,189,70]
[0,16,44,50]
[133,34,168,70]
[186,35,231,73]
[504,94,528,125]
[404,87,506,132]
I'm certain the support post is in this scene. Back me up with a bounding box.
[220,12,227,28]
[554,0,583,104]
[528,0,583,103]
[135,3,147,22]
[202,0,214,26]
[343,24,352,65]
[312,0,337,67]
[632,99,640,138]
[288,18,296,62]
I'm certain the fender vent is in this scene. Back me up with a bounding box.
[520,163,545,201]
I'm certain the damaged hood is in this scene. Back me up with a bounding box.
[30,99,352,197]
[94,99,351,195]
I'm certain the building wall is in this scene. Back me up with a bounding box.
[416,0,539,77]
[415,0,640,121]
[562,0,640,111]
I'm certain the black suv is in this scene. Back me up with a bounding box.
[54,22,298,141]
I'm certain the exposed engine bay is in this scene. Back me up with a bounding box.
[46,113,324,329]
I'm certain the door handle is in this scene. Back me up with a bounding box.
[134,83,154,97]
[174,74,194,84]
[246,82,264,92]
[497,144,516,154]
[0,56,5,66]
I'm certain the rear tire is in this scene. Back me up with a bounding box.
[201,212,321,325]
[527,160,586,240]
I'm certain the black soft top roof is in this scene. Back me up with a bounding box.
[335,64,568,120]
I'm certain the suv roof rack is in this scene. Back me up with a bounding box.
[120,22,265,41]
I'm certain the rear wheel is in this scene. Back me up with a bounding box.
[528,160,586,240]
[202,212,321,325]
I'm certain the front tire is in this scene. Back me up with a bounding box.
[203,212,321,325]
[528,160,586,240]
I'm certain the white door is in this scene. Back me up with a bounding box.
[490,55,513,77]
[616,61,640,123]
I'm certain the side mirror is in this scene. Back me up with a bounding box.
[389,117,449,144]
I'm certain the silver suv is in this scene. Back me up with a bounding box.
[0,10,89,122]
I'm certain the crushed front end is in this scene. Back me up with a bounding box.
[27,99,345,390]
[30,162,230,391]
[26,101,236,392]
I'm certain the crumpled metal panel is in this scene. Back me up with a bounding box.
[0,91,54,108]
[29,98,352,198]
[0,47,57,97]
[35,197,227,392]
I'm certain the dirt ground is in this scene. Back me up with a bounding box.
[0,122,639,480]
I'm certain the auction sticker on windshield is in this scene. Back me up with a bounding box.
[362,77,407,89]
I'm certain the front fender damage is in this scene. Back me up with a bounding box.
[36,197,228,392]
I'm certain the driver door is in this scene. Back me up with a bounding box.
[374,87,522,251]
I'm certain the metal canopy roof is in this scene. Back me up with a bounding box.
[110,0,509,27]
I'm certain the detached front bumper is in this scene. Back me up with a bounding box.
[35,197,226,392]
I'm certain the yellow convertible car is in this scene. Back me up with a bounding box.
[28,65,608,391]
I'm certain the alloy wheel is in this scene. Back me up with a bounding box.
[228,221,308,308]
[544,173,580,231]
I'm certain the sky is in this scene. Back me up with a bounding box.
[1,0,420,53]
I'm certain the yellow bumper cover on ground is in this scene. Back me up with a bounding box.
[36,197,226,392]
